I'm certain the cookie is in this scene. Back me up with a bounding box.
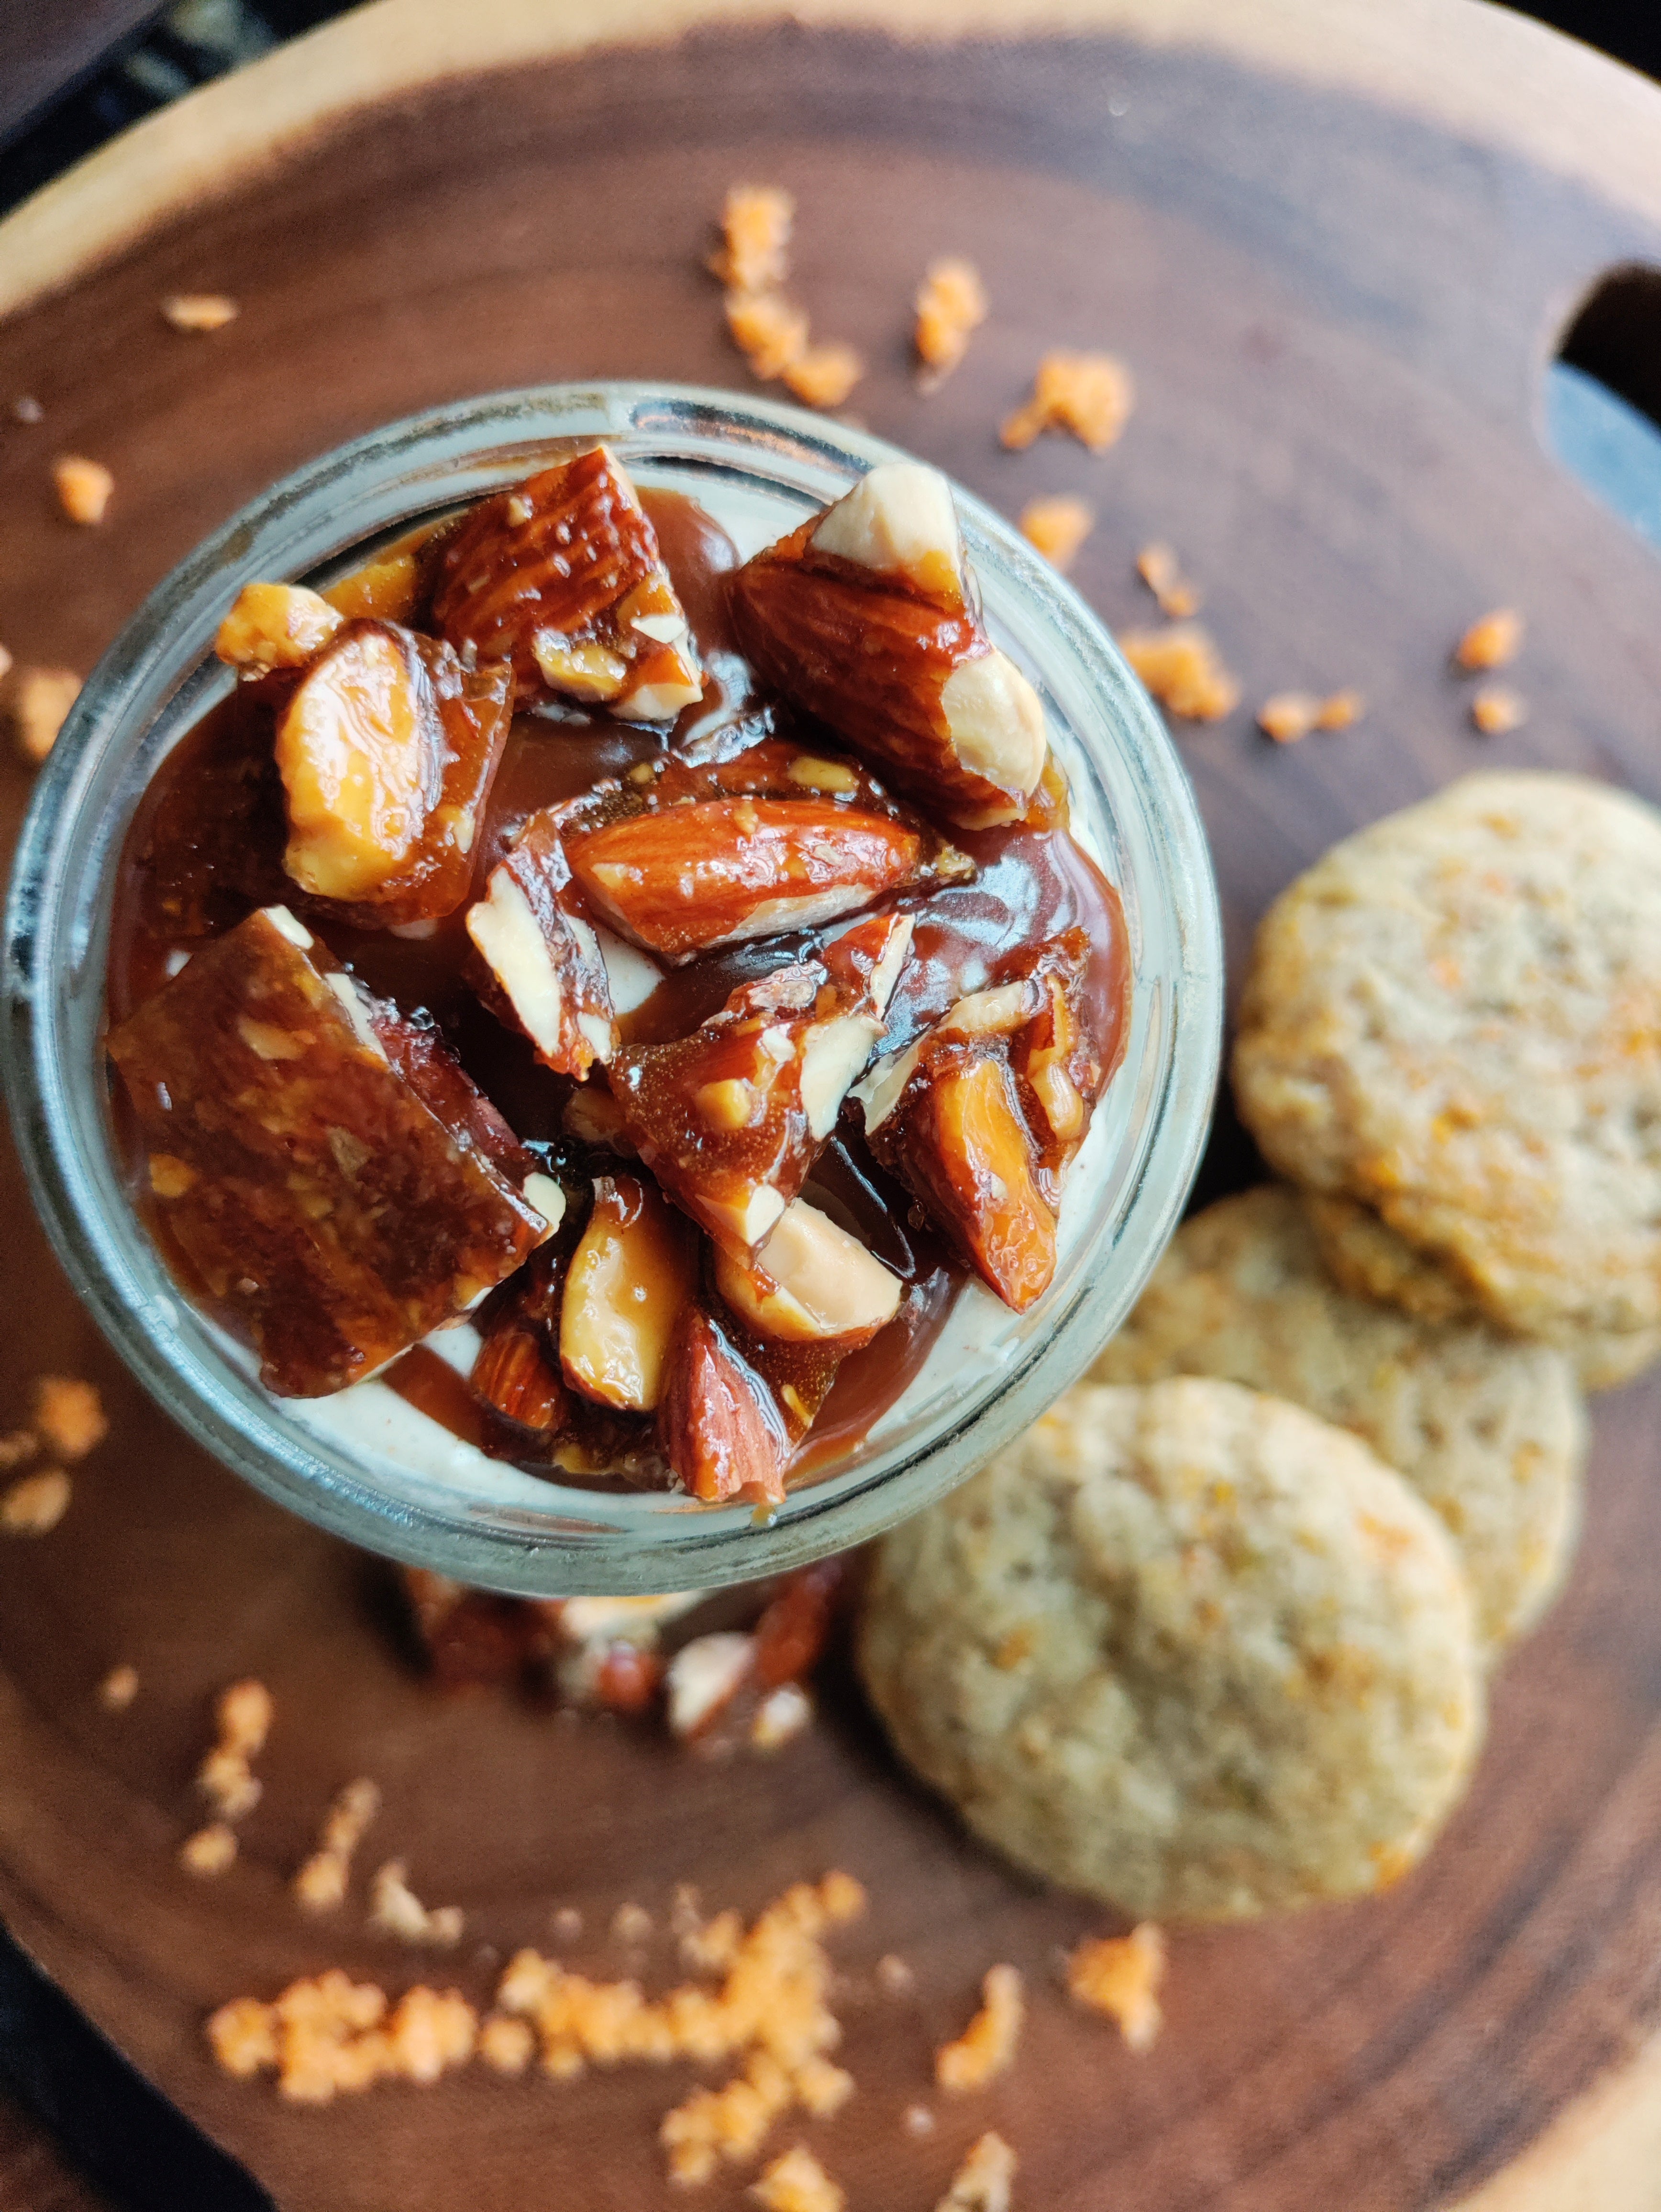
[1231,771,1661,1370]
[1092,1186,1584,1652]
[858,1377,1484,1921]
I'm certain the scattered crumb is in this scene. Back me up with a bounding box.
[0,645,10,684]
[1002,351,1135,453]
[99,1663,139,1712]
[369,1859,464,1947]
[935,1964,1024,2091]
[1,1468,70,1535]
[1019,496,1095,572]
[180,1823,239,1877]
[782,343,864,412]
[727,291,811,381]
[12,395,43,423]
[1256,692,1320,745]
[52,455,114,525]
[875,1953,914,1997]
[0,1430,36,1470]
[667,1631,754,1738]
[1454,606,1524,671]
[904,2102,935,2135]
[208,1971,476,2103]
[935,2130,1018,2212]
[550,1905,584,1945]
[34,1376,108,1460]
[294,1777,381,1911]
[751,1682,813,1753]
[612,1902,653,1947]
[915,257,988,384]
[1471,685,1528,734]
[161,293,240,332]
[1314,688,1364,730]
[671,1883,702,1938]
[710,186,795,294]
[682,1907,744,1974]
[1118,624,1240,721]
[1136,541,1200,619]
[479,2013,534,2074]
[1067,1923,1166,2051]
[750,2146,844,2212]
[8,668,81,764]
[197,1679,273,1820]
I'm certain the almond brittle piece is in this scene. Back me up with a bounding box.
[611,910,913,1253]
[431,446,703,723]
[107,907,552,1394]
[562,795,925,963]
[713,1198,901,1345]
[274,619,511,926]
[659,1305,790,1504]
[730,461,1048,829]
[999,926,1099,1206]
[466,810,617,1077]
[560,1173,698,1412]
[215,583,345,672]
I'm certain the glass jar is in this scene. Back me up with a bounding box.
[2,385,1221,1595]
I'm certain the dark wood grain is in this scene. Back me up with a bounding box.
[2,17,1661,2212]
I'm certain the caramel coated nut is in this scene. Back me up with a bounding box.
[560,1173,698,1412]
[216,583,344,672]
[714,1199,902,1345]
[467,810,617,1078]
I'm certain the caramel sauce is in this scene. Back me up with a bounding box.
[106,487,1130,1495]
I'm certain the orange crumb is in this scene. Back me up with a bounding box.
[875,1953,914,1997]
[162,293,239,332]
[180,1823,238,1877]
[34,1377,107,1460]
[1136,542,1200,619]
[1002,351,1134,453]
[782,343,864,411]
[207,1971,475,2104]
[100,1663,139,1712]
[935,2130,1017,2212]
[369,1859,464,1947]
[294,1776,380,1911]
[683,1907,744,1973]
[710,186,795,294]
[1,1468,70,1535]
[915,257,988,383]
[612,1902,653,1947]
[1119,624,1240,721]
[750,2145,844,2212]
[52,456,113,525]
[479,2013,534,2074]
[8,668,81,764]
[1471,685,1527,735]
[1067,1923,1166,2051]
[935,1964,1024,2092]
[1257,692,1320,745]
[1019,496,1095,572]
[1454,607,1524,671]
[726,291,810,381]
[0,1430,34,1469]
[1315,688,1364,730]
[209,1997,279,2077]
[197,1679,272,1820]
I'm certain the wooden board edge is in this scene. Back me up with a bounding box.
[1453,2031,1661,2212]
[2,0,1661,327]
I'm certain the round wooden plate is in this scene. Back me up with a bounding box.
[3,4,1661,2207]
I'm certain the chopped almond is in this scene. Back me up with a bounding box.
[100,1663,139,1712]
[1118,623,1240,720]
[33,1376,107,1460]
[1136,541,1200,618]
[1019,495,1095,571]
[936,2131,1018,2212]
[750,1682,814,1752]
[711,186,795,293]
[1067,1923,1166,2051]
[8,666,81,763]
[1256,692,1320,745]
[560,1173,698,1412]
[53,455,114,525]
[180,1823,239,1877]
[162,292,239,331]
[369,1859,464,1947]
[0,1431,34,1468]
[935,1964,1024,2091]
[216,582,344,672]
[0,1468,70,1535]
[727,291,811,380]
[782,342,864,411]
[915,257,988,382]
[1002,351,1134,452]
[1471,685,1527,734]
[750,2146,843,2212]
[294,1777,381,1912]
[1454,606,1524,670]
[666,1630,756,1736]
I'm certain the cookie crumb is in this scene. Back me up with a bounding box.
[197,1679,273,1820]
[935,1963,1024,2091]
[294,1777,381,1911]
[7,668,81,764]
[710,186,795,294]
[1019,496,1095,572]
[935,2130,1017,2212]
[162,293,240,332]
[369,1858,464,1947]
[100,1663,139,1712]
[479,2013,534,2074]
[727,291,811,381]
[52,455,114,526]
[180,1822,239,1877]
[1119,625,1240,721]
[1002,352,1134,453]
[12,395,43,423]
[1136,542,1200,619]
[34,1376,108,1460]
[1067,1923,1166,2050]
[612,1901,653,1946]
[208,1972,476,2102]
[1,1468,70,1535]
[915,257,987,384]
[1257,693,1320,745]
[1454,607,1524,671]
[1315,688,1364,731]
[550,1904,583,1944]
[782,343,864,412]
[875,1953,914,1996]
[750,2146,843,2212]
[904,2101,935,2135]
[1470,685,1527,735]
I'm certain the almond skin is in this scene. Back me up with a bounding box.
[659,1306,789,1504]
[470,1319,568,1435]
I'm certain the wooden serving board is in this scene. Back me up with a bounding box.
[4,3,1661,2206]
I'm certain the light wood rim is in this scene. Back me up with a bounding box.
[2,0,1661,325]
[4,0,1661,2202]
